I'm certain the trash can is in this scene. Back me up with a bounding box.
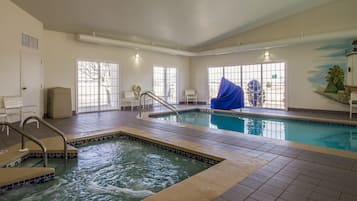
[47,87,72,118]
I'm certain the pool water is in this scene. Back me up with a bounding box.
[153,111,357,152]
[1,136,211,201]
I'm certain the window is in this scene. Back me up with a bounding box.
[77,60,119,113]
[224,66,241,85]
[208,67,223,100]
[208,66,240,100]
[242,64,262,107]
[22,33,38,49]
[153,66,177,104]
[208,62,286,109]
[262,63,285,109]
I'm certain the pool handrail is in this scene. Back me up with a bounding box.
[139,91,181,119]
[0,122,48,167]
[22,116,68,160]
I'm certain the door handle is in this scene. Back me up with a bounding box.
[22,87,27,90]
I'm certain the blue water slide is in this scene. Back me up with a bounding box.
[210,77,244,110]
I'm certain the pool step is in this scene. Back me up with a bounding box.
[20,158,44,168]
[0,149,29,168]
[0,168,55,193]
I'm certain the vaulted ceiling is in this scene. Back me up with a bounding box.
[12,0,335,50]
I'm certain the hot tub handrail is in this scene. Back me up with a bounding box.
[139,91,181,119]
[22,116,68,160]
[0,122,48,167]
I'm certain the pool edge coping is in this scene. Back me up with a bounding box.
[144,107,357,160]
[1,127,266,201]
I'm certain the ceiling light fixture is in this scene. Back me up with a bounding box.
[264,50,270,61]
[135,53,140,61]
[133,51,142,64]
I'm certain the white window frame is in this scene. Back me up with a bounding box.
[208,62,287,110]
[76,59,120,113]
[153,65,177,104]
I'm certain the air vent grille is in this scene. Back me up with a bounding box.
[21,33,38,49]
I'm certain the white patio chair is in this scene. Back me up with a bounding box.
[121,91,139,111]
[3,96,39,128]
[185,89,198,104]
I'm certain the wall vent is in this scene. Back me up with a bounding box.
[21,33,38,49]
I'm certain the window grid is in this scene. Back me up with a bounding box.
[224,66,241,86]
[208,67,224,100]
[208,62,286,110]
[166,68,177,104]
[153,66,165,97]
[153,66,177,104]
[99,62,119,111]
[262,62,285,109]
[77,61,119,113]
[242,64,263,107]
[77,61,99,113]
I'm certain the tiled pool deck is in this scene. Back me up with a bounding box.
[1,107,357,200]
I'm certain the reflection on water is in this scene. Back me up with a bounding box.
[155,111,357,152]
[246,119,263,136]
[211,113,244,132]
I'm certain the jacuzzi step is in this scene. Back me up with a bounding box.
[0,168,55,193]
[20,158,44,168]
[0,149,28,168]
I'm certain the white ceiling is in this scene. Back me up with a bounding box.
[12,0,335,50]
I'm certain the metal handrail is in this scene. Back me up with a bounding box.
[22,116,68,160]
[146,91,178,111]
[138,91,181,119]
[0,122,48,167]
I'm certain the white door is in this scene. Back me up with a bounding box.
[76,60,119,113]
[20,50,42,116]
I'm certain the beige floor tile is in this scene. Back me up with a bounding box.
[0,168,54,186]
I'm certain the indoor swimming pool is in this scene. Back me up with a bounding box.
[1,136,212,201]
[153,110,357,152]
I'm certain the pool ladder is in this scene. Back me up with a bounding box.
[1,117,68,167]
[138,91,181,120]
[0,122,48,167]
[22,116,68,160]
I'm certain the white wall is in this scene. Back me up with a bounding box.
[43,30,190,111]
[190,0,357,112]
[1,0,354,114]
[190,41,350,111]
[0,0,43,109]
